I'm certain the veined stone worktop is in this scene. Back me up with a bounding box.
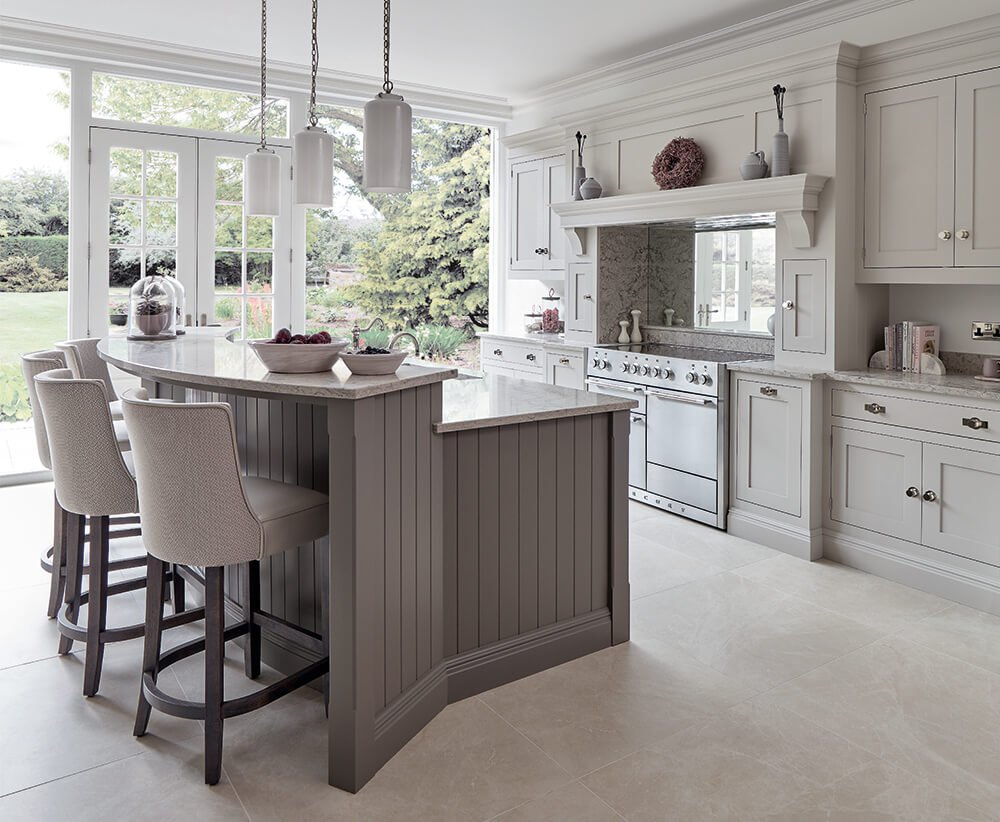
[438,374,637,433]
[99,332,456,401]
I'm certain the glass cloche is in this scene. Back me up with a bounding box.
[127,274,177,340]
[161,275,186,335]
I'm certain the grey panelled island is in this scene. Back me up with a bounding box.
[99,332,634,792]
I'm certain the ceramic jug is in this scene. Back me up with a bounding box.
[579,177,603,200]
[739,151,768,180]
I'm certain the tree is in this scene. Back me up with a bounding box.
[0,169,69,236]
[345,123,490,328]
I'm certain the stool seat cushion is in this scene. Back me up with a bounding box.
[242,477,329,559]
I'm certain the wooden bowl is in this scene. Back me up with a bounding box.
[248,338,348,373]
[337,350,407,376]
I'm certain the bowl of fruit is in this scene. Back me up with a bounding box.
[248,328,349,373]
[337,345,409,376]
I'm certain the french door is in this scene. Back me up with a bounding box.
[89,127,297,338]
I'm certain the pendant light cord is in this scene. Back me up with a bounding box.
[259,0,268,149]
[309,0,319,126]
[382,0,393,94]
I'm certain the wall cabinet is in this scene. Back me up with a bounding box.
[863,67,1000,272]
[780,259,826,355]
[508,154,567,277]
[734,376,803,516]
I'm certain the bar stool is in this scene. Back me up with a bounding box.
[21,350,134,619]
[55,338,126,421]
[33,369,191,696]
[121,388,329,785]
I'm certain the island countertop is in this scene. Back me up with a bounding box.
[98,332,457,400]
[437,373,639,433]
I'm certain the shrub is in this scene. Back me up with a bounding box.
[0,253,66,292]
[0,235,68,279]
[354,323,469,361]
[0,365,31,423]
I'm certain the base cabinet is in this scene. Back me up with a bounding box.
[480,336,584,389]
[545,351,585,389]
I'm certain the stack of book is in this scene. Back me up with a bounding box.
[882,322,940,372]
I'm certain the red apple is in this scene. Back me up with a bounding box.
[274,327,292,343]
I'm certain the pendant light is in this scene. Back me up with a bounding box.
[363,0,412,193]
[293,0,334,206]
[245,0,280,216]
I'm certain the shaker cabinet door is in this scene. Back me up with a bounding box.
[543,155,567,271]
[830,427,923,543]
[920,444,1000,566]
[509,159,543,273]
[863,79,956,268]
[955,68,1000,267]
[780,259,826,355]
[567,262,595,335]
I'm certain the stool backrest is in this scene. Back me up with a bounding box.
[120,389,263,566]
[55,338,119,401]
[20,349,67,469]
[34,370,137,517]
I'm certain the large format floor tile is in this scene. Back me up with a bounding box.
[489,780,623,821]
[896,602,1000,677]
[630,510,775,570]
[628,532,725,600]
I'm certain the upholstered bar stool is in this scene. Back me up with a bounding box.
[21,350,134,619]
[33,369,192,696]
[121,389,329,785]
[55,338,126,422]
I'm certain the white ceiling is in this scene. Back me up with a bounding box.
[1,0,826,99]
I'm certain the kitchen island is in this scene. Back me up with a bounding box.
[99,333,634,792]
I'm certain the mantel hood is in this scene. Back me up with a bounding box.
[552,173,829,254]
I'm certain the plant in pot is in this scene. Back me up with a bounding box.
[133,294,171,336]
[109,299,128,326]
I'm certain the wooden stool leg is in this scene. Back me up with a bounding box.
[135,555,166,737]
[241,560,261,680]
[83,516,110,697]
[171,563,186,615]
[58,513,85,655]
[204,566,225,785]
[46,496,66,619]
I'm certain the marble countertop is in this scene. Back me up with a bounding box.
[477,331,587,352]
[436,373,638,433]
[99,333,456,400]
[728,360,1000,401]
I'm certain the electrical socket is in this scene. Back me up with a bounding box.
[971,321,1000,340]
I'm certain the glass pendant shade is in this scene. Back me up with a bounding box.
[245,147,281,216]
[363,93,412,193]
[293,125,334,206]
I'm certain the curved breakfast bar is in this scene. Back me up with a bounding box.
[99,331,634,792]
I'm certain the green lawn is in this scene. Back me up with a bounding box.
[0,291,69,368]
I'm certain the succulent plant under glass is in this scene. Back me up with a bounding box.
[127,274,177,339]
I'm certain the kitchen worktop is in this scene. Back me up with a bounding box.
[477,331,587,352]
[99,332,456,400]
[437,373,637,433]
[728,360,1000,402]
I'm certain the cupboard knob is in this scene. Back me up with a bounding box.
[582,294,593,301]
[493,348,503,356]
[958,229,970,240]
[864,402,886,415]
[539,247,549,255]
[922,490,937,502]
[760,386,778,396]
[559,357,570,365]
[905,486,920,498]
[526,353,536,361]
[631,414,644,424]
[782,300,794,310]
[962,416,988,430]
[938,230,952,241]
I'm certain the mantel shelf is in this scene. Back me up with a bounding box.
[552,173,829,250]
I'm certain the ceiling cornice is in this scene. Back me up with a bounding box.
[0,16,513,124]
[511,0,907,112]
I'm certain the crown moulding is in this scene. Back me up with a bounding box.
[552,173,829,251]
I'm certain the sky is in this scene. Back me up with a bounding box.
[0,61,70,176]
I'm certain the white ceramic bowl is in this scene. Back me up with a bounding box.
[248,338,348,373]
[337,350,407,376]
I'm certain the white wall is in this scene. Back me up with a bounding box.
[889,284,1000,358]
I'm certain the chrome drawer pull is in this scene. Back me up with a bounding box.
[905,486,920,498]
[864,402,886,415]
[645,388,714,406]
[558,357,570,365]
[581,294,593,301]
[760,386,778,397]
[962,417,988,430]
[493,348,503,356]
[630,414,644,424]
[525,353,536,362]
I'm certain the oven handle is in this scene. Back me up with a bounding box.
[586,377,643,393]
[645,388,716,406]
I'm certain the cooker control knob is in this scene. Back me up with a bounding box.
[686,371,697,383]
[640,365,650,377]
[620,362,630,373]
[697,373,710,385]
[630,363,641,374]
[660,367,673,379]
[601,359,610,370]
[649,367,660,378]
[592,357,601,368]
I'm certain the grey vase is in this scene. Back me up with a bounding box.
[579,177,603,200]
[573,166,586,200]
[771,119,789,177]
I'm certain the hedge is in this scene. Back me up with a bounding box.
[0,235,68,279]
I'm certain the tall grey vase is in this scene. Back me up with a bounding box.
[771,119,789,177]
[573,166,586,200]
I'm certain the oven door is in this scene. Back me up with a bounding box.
[645,387,718,480]
[586,377,646,488]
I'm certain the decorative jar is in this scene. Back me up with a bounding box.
[127,274,177,340]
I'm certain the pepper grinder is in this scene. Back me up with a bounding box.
[617,320,630,344]
[630,309,642,344]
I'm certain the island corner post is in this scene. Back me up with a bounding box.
[133,371,629,793]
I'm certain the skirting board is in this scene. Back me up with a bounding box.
[823,531,1000,618]
[727,508,822,560]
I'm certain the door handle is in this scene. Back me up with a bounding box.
[586,378,642,393]
[760,386,778,397]
[962,417,988,430]
[864,402,886,415]
[905,486,920,498]
[645,388,715,405]
[923,490,937,502]
[630,414,644,424]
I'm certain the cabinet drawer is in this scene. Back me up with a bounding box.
[545,351,584,389]
[831,388,1000,445]
[481,340,544,371]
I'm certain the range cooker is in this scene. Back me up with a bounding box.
[585,343,769,528]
